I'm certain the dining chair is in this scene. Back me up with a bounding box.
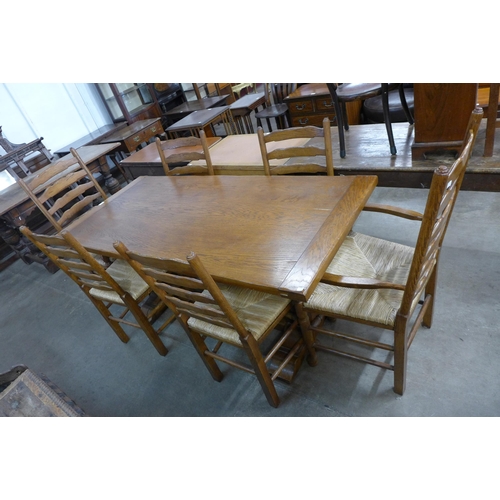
[257,117,334,176]
[114,242,316,408]
[20,226,174,356]
[255,83,297,131]
[326,83,414,158]
[9,147,108,232]
[296,107,483,395]
[155,130,214,176]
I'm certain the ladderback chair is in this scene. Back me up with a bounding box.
[114,242,316,407]
[20,226,174,356]
[155,130,214,176]
[255,83,297,131]
[10,147,107,232]
[257,117,334,176]
[297,107,482,395]
[326,83,414,158]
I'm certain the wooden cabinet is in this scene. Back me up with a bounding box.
[285,83,361,127]
[95,83,161,124]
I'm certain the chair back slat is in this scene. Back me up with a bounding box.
[23,157,78,191]
[156,130,214,176]
[41,175,91,206]
[114,243,250,339]
[258,117,334,176]
[399,108,483,316]
[56,193,102,227]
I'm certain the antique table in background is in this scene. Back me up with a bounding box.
[164,95,229,124]
[0,143,121,271]
[229,92,267,133]
[65,175,377,302]
[99,118,164,156]
[119,136,221,179]
[165,107,236,138]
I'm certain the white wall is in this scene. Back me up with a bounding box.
[0,83,112,154]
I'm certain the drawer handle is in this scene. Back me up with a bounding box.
[151,127,157,132]
[133,135,141,142]
[295,104,306,110]
[298,118,309,125]
[322,101,333,108]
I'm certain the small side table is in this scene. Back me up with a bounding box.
[166,106,236,138]
[230,92,267,133]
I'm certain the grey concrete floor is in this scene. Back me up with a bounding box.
[1,185,499,417]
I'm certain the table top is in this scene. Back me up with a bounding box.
[0,143,120,217]
[100,119,162,143]
[165,96,229,117]
[65,175,377,301]
[119,137,222,168]
[166,107,230,132]
[286,83,330,100]
[229,92,266,111]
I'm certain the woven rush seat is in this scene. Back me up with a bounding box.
[304,231,415,327]
[89,258,149,303]
[188,284,291,346]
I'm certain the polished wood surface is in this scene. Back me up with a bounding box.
[166,106,234,138]
[412,83,478,159]
[65,175,377,301]
[165,95,229,122]
[100,118,164,155]
[230,92,267,133]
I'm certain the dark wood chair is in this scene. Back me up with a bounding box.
[296,107,482,395]
[255,83,297,131]
[155,130,214,176]
[20,226,174,356]
[114,242,316,407]
[257,117,334,176]
[9,147,107,232]
[326,83,414,158]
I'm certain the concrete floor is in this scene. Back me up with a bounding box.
[1,185,499,417]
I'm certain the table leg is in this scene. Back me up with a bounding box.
[96,155,121,195]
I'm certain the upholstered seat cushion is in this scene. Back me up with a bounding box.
[89,258,149,304]
[304,231,415,327]
[188,285,290,346]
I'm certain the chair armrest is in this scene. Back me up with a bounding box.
[363,203,423,221]
[321,272,406,291]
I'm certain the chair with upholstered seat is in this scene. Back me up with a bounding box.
[326,83,414,158]
[255,83,297,131]
[20,226,174,356]
[296,107,482,395]
[155,130,214,176]
[257,117,334,176]
[10,147,108,232]
[114,242,316,408]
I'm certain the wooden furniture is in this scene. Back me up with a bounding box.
[0,126,53,176]
[297,108,482,395]
[21,227,174,356]
[53,123,128,157]
[164,95,229,124]
[155,130,214,175]
[99,118,164,157]
[166,106,235,138]
[115,243,314,407]
[95,84,161,124]
[230,92,267,134]
[11,147,109,232]
[258,117,334,176]
[0,365,85,417]
[119,137,221,179]
[412,83,478,160]
[64,175,377,303]
[326,83,414,158]
[0,143,121,271]
[478,83,500,157]
[255,83,297,131]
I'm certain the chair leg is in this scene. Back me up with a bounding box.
[393,319,407,395]
[88,295,130,344]
[294,303,318,366]
[382,85,397,155]
[334,101,346,158]
[123,297,168,356]
[398,85,414,125]
[241,335,280,408]
[423,266,438,328]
